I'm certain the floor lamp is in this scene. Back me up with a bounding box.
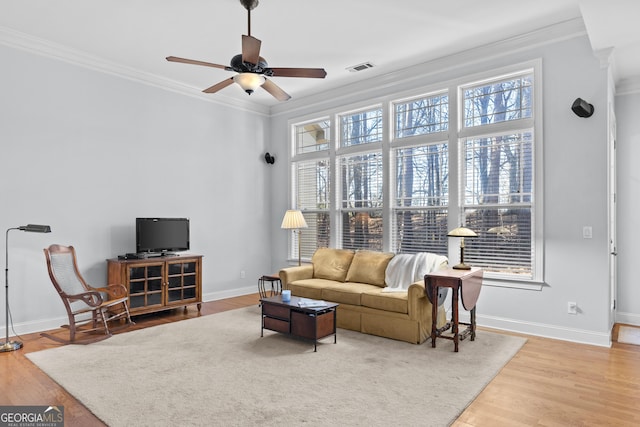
[281,210,308,266]
[2,224,52,353]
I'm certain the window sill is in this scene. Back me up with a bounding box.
[482,277,545,291]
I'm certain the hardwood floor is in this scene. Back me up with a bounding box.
[2,294,639,427]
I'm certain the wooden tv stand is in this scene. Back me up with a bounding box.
[107,255,202,316]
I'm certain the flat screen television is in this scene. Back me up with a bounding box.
[136,218,190,254]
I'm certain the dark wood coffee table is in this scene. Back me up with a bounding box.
[260,295,338,352]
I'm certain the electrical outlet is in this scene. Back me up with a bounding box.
[240,270,246,279]
[583,226,593,239]
[568,301,578,315]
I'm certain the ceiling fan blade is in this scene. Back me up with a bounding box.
[242,35,262,65]
[262,78,291,101]
[166,56,229,70]
[269,67,327,78]
[203,78,235,94]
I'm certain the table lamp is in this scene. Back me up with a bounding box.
[447,226,477,270]
[281,210,308,266]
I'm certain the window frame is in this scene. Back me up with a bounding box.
[286,60,544,289]
[455,63,543,287]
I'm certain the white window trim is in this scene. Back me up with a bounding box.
[286,59,544,289]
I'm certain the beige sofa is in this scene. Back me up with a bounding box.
[279,248,448,344]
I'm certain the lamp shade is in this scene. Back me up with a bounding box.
[18,224,51,233]
[233,73,265,94]
[447,226,477,238]
[281,210,308,229]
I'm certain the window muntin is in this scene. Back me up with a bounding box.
[391,143,449,255]
[296,159,330,211]
[295,120,330,154]
[392,209,449,255]
[464,207,533,278]
[341,210,383,251]
[395,93,449,138]
[463,74,532,127]
[340,151,383,251]
[298,212,330,260]
[293,159,330,260]
[340,108,383,148]
[289,65,540,284]
[462,132,533,206]
[340,152,383,209]
[394,144,449,208]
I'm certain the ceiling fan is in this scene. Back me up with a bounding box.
[166,0,327,101]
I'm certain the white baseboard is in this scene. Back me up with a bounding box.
[7,316,69,337]
[8,289,615,348]
[615,311,640,326]
[465,313,612,347]
[201,285,258,303]
[6,286,259,338]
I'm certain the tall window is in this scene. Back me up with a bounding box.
[288,64,541,284]
[392,92,449,254]
[340,151,383,250]
[338,108,383,250]
[460,73,535,279]
[291,120,331,260]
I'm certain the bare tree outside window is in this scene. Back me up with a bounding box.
[392,93,449,255]
[289,68,538,281]
[461,74,534,277]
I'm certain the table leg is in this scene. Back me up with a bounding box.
[430,281,438,348]
[334,310,337,344]
[470,306,476,341]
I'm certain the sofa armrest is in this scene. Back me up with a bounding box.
[279,265,314,290]
[407,280,429,319]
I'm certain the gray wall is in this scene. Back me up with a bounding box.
[269,27,613,346]
[1,45,273,333]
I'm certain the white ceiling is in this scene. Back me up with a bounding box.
[1,0,639,107]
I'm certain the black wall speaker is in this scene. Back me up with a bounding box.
[264,152,275,164]
[571,98,594,118]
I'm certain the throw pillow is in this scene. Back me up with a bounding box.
[345,250,395,287]
[312,248,355,282]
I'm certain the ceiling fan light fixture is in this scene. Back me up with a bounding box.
[233,73,265,94]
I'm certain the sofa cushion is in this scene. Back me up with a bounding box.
[345,250,394,287]
[289,278,335,300]
[361,288,408,314]
[312,248,355,282]
[321,282,380,306]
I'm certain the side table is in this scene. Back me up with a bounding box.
[425,267,483,352]
[258,274,282,299]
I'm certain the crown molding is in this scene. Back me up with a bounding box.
[1,18,595,117]
[270,17,588,117]
[616,75,640,96]
[0,25,270,117]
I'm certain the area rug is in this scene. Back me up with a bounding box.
[27,306,526,427]
[618,325,640,345]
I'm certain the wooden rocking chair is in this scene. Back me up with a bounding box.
[43,244,134,343]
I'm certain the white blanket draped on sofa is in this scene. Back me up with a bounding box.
[383,252,448,292]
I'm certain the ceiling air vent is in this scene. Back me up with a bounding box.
[346,62,375,72]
